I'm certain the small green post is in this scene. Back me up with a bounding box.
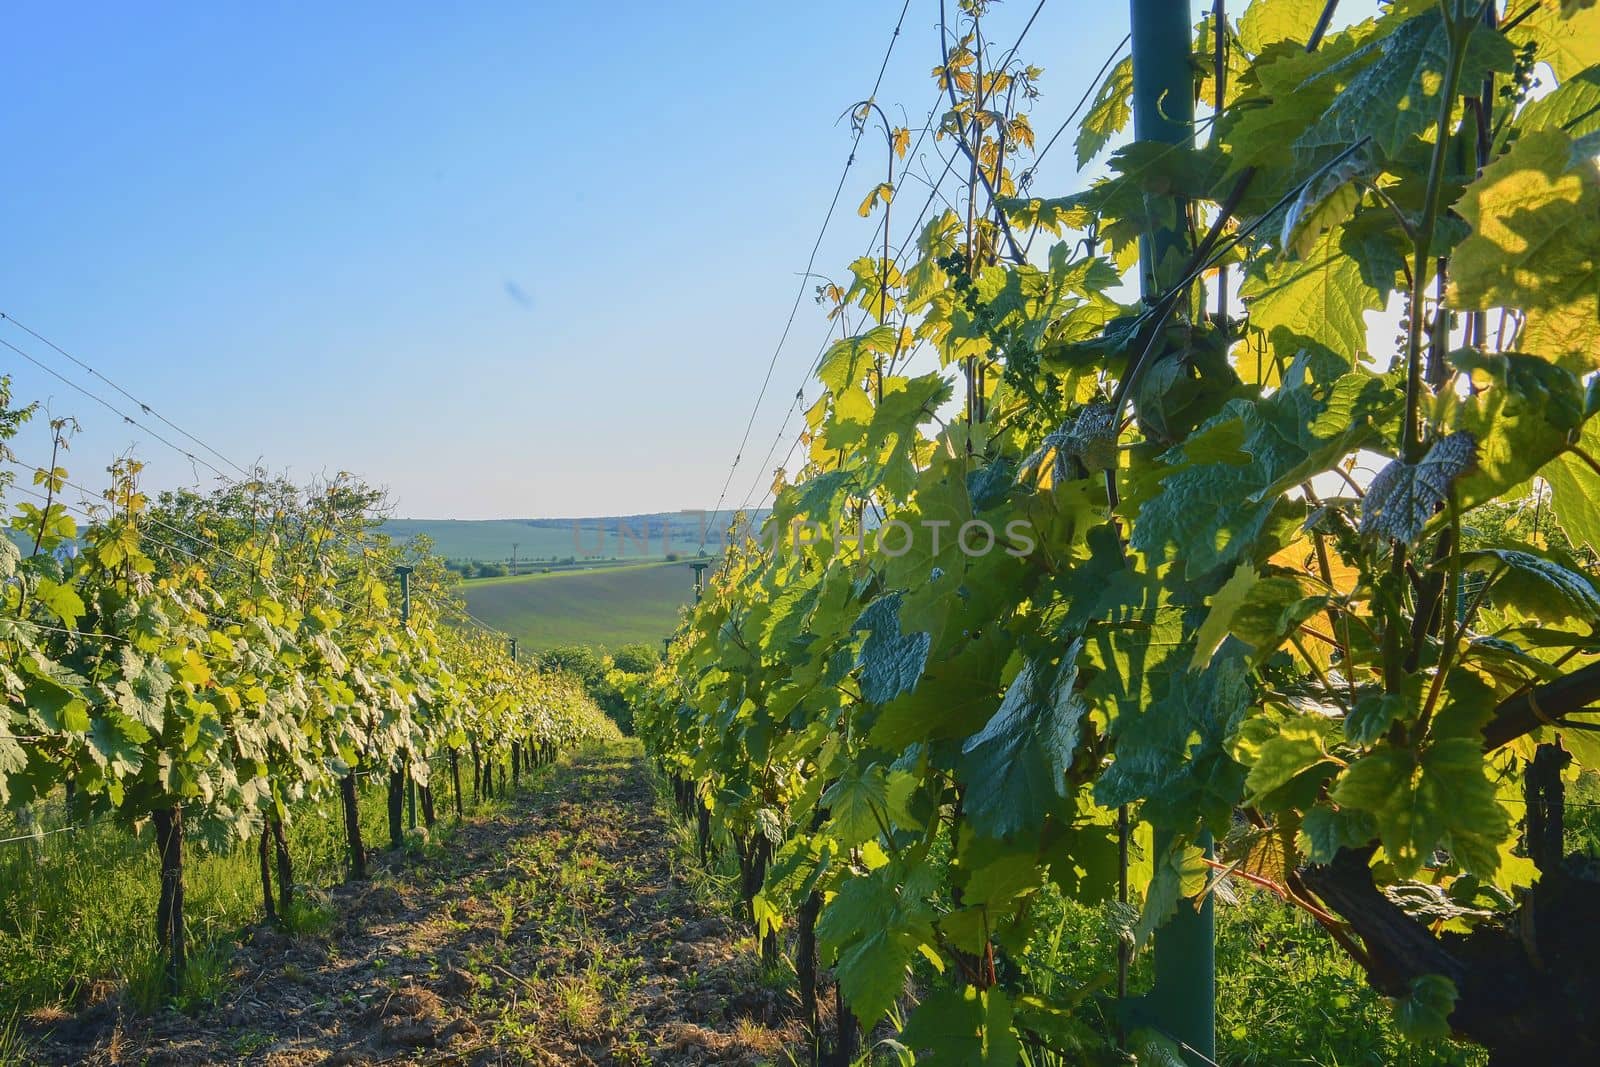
[509,637,517,662]
[1129,0,1215,1061]
[690,561,709,603]
[396,566,417,832]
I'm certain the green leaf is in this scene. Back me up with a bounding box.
[1298,804,1380,863]
[1095,653,1250,831]
[817,864,936,1026]
[1345,691,1410,746]
[1391,974,1458,1042]
[959,640,1089,837]
[1280,158,1367,259]
[0,727,26,806]
[1242,243,1382,384]
[1441,351,1585,506]
[822,762,892,847]
[852,593,932,705]
[956,833,1046,910]
[1195,564,1325,669]
[115,646,173,733]
[1505,0,1600,81]
[1460,547,1600,623]
[1542,417,1600,550]
[1518,67,1600,139]
[88,711,146,779]
[1332,738,1510,877]
[1239,0,1327,53]
[1135,382,1386,580]
[1360,431,1477,544]
[818,326,899,393]
[1128,1029,1187,1067]
[1297,12,1514,159]
[1134,842,1210,946]
[898,986,1021,1065]
[1192,563,1261,670]
[32,577,84,629]
[1075,56,1133,168]
[1244,715,1340,802]
[1449,128,1600,373]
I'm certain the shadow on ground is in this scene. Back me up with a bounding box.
[24,741,802,1066]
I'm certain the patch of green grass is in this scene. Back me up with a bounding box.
[463,558,695,649]
[0,753,520,1017]
[0,1009,33,1067]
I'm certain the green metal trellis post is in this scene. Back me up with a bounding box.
[1129,0,1216,1061]
[691,561,709,603]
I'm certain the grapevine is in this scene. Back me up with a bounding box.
[637,0,1600,1063]
[0,377,619,993]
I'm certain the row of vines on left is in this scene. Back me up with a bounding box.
[0,376,620,994]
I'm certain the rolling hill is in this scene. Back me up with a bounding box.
[459,558,697,650]
[382,512,764,565]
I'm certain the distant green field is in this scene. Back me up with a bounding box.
[382,512,762,564]
[460,559,697,650]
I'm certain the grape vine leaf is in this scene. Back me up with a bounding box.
[897,985,1021,1065]
[1298,804,1380,863]
[1518,67,1600,139]
[32,578,84,629]
[1133,841,1210,946]
[1075,57,1133,168]
[1459,548,1600,623]
[1360,431,1477,544]
[1095,652,1250,831]
[1541,417,1600,550]
[116,647,173,733]
[1239,0,1327,53]
[1242,714,1340,803]
[822,763,893,847]
[1241,241,1381,383]
[1331,737,1510,877]
[1296,12,1514,159]
[959,640,1088,837]
[1449,129,1600,373]
[852,594,932,705]
[1392,974,1459,1042]
[1506,0,1600,81]
[1135,380,1385,580]
[817,863,937,1025]
[26,675,88,734]
[1441,351,1585,505]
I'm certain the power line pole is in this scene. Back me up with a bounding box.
[1129,0,1214,1061]
[511,542,519,576]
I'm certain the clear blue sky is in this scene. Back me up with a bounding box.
[0,2,1143,518]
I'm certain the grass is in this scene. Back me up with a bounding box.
[463,557,688,588]
[462,558,695,649]
[0,760,514,1019]
[1012,884,1488,1067]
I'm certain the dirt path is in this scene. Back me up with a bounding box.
[28,743,802,1066]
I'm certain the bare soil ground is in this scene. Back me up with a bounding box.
[23,743,803,1066]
